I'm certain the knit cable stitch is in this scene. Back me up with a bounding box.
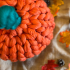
[0,0,55,62]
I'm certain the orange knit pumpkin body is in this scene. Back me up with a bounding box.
[0,0,55,62]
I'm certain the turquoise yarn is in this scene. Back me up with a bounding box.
[0,5,21,30]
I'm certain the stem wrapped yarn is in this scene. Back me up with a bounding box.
[0,5,21,30]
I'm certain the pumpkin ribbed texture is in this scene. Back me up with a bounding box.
[0,0,55,62]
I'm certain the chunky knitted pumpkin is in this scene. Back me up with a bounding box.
[0,0,55,62]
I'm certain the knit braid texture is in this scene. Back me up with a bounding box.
[0,0,55,62]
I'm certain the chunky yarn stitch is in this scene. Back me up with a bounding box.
[0,0,55,62]
[0,5,21,30]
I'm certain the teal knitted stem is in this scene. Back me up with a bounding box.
[0,5,21,30]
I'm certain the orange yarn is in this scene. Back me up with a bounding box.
[0,0,55,62]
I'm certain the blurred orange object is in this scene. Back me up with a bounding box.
[59,30,70,47]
